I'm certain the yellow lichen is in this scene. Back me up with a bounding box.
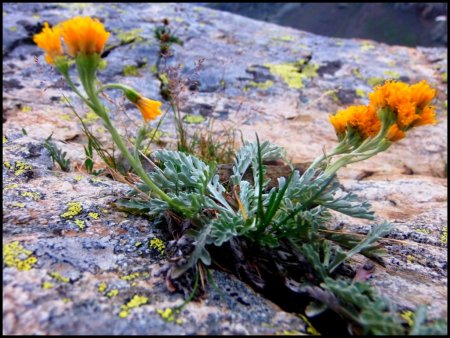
[351,68,363,79]
[3,241,38,271]
[149,238,165,255]
[156,307,182,324]
[14,161,33,176]
[384,70,400,79]
[20,191,41,200]
[355,88,366,98]
[406,255,415,263]
[73,175,83,181]
[61,202,83,219]
[88,212,99,220]
[42,281,54,289]
[441,226,447,245]
[98,282,108,293]
[361,41,375,51]
[74,219,85,230]
[265,60,318,89]
[244,80,273,92]
[62,298,71,303]
[82,111,100,124]
[400,310,415,327]
[59,114,72,121]
[3,135,7,144]
[121,272,140,281]
[106,289,119,298]
[297,314,320,335]
[415,229,430,235]
[11,202,26,208]
[119,295,149,318]
[50,272,70,283]
[3,183,19,191]
[278,329,303,335]
[3,161,14,170]
[135,242,142,247]
[21,105,32,112]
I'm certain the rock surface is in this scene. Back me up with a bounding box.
[2,3,447,335]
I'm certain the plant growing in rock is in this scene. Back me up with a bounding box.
[34,17,446,335]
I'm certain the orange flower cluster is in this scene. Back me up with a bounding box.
[33,17,109,64]
[329,80,437,142]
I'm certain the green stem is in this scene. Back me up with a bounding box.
[74,58,187,213]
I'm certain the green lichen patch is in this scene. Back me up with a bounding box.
[355,88,366,98]
[116,28,144,44]
[149,238,166,255]
[442,72,447,83]
[272,35,294,42]
[351,68,363,79]
[265,60,318,89]
[49,271,71,283]
[156,307,183,325]
[59,113,72,121]
[367,77,385,87]
[88,212,99,220]
[361,41,375,51]
[3,135,8,144]
[3,241,38,271]
[123,65,141,76]
[73,175,83,182]
[119,295,149,318]
[384,70,400,79]
[149,64,158,75]
[20,191,41,200]
[82,111,99,124]
[61,202,83,219]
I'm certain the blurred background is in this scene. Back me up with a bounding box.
[199,3,447,47]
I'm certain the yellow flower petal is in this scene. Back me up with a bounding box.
[135,97,162,121]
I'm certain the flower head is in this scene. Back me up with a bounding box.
[135,96,163,121]
[369,80,436,130]
[329,105,380,139]
[61,16,109,56]
[32,22,63,65]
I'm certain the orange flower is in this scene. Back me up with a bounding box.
[369,80,436,130]
[386,124,405,142]
[329,105,380,139]
[61,16,109,56]
[32,22,63,65]
[135,97,163,121]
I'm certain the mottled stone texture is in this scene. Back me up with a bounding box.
[2,3,447,335]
